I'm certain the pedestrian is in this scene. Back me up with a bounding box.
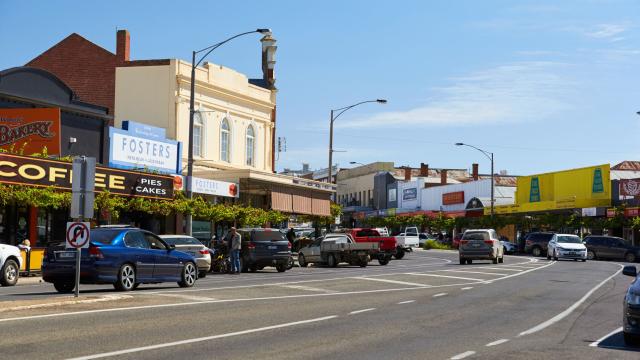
[229,227,242,274]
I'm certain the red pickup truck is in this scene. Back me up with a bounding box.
[346,228,397,265]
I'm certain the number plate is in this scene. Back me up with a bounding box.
[268,245,277,250]
[471,242,481,247]
[58,252,75,259]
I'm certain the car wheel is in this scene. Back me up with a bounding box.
[625,252,637,263]
[286,256,294,270]
[298,254,308,268]
[276,263,287,272]
[532,247,542,257]
[553,250,558,261]
[467,259,472,264]
[498,255,504,264]
[378,257,390,266]
[198,271,207,278]
[178,262,197,288]
[587,250,596,260]
[1,259,19,286]
[459,258,465,265]
[114,264,136,291]
[547,252,551,260]
[327,254,338,268]
[624,332,639,346]
[53,281,75,293]
[581,259,586,262]
[359,260,368,268]
[249,265,258,273]
[492,256,499,264]
[395,248,405,260]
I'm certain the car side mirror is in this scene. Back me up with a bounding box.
[168,244,176,250]
[623,265,637,277]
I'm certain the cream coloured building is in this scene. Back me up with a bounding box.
[114,34,333,218]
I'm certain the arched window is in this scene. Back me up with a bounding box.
[220,118,230,162]
[193,112,203,157]
[246,125,255,166]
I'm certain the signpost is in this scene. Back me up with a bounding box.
[68,156,96,297]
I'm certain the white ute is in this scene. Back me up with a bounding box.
[394,226,420,259]
[0,244,22,286]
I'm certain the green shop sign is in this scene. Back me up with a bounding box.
[529,177,541,202]
[592,168,604,193]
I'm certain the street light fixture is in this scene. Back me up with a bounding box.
[328,99,387,188]
[455,142,495,218]
[185,28,270,235]
[349,161,365,166]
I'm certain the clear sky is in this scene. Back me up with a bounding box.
[1,0,639,176]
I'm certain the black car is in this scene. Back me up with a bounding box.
[524,232,554,257]
[622,265,640,345]
[237,228,291,273]
[584,236,640,263]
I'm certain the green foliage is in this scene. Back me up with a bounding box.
[0,184,70,208]
[423,239,452,250]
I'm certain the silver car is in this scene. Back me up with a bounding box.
[159,235,212,277]
[458,229,504,265]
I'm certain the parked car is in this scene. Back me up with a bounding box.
[0,243,22,286]
[524,232,555,257]
[546,234,587,261]
[347,228,396,265]
[159,235,212,278]
[458,229,504,265]
[584,236,640,263]
[236,228,291,273]
[298,234,378,268]
[42,226,199,293]
[452,233,463,249]
[500,240,517,254]
[419,233,437,247]
[622,265,640,345]
[394,226,420,259]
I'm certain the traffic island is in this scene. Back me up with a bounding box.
[0,294,132,313]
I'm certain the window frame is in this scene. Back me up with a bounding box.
[245,125,255,166]
[220,118,231,162]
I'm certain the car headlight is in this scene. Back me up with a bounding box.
[627,292,640,305]
[556,246,565,251]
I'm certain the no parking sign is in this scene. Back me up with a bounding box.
[66,222,91,249]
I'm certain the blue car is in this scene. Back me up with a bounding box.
[43,226,198,293]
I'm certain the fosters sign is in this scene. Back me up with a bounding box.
[0,108,61,155]
[0,153,173,199]
[109,126,181,174]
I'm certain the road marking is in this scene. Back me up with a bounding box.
[451,351,476,359]
[153,294,216,301]
[518,265,623,337]
[353,277,432,287]
[442,270,509,276]
[397,300,415,304]
[66,315,338,360]
[406,273,490,283]
[473,267,521,272]
[589,327,623,347]
[278,284,337,293]
[349,308,376,315]
[500,264,540,269]
[486,339,509,347]
[461,287,473,290]
[433,293,448,298]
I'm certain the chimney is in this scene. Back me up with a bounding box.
[404,167,411,181]
[261,33,277,90]
[116,30,130,63]
[441,169,448,185]
[472,163,479,181]
[420,163,429,177]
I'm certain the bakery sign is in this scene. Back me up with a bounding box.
[0,153,173,199]
[442,191,465,205]
[0,108,61,155]
[620,178,640,197]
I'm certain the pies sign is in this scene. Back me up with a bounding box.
[620,179,640,197]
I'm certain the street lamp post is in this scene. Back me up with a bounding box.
[186,28,271,235]
[328,99,386,189]
[455,143,495,218]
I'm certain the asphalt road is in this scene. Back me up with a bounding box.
[1,249,639,360]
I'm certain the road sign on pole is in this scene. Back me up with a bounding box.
[71,156,96,219]
[66,222,91,249]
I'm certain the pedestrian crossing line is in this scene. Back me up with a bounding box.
[405,272,490,283]
[353,277,432,288]
[433,293,448,298]
[441,270,509,276]
[461,287,474,290]
[153,293,217,302]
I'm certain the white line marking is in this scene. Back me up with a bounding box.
[66,315,338,360]
[397,300,415,304]
[153,294,216,302]
[442,270,509,276]
[518,265,623,337]
[349,308,376,315]
[589,327,623,347]
[451,350,476,359]
[500,264,540,270]
[472,267,521,272]
[353,277,432,288]
[407,273,490,283]
[278,284,337,293]
[461,287,473,290]
[433,293,448,298]
[486,339,509,347]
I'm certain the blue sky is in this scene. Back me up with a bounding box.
[1,0,639,176]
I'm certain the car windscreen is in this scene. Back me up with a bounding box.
[252,231,286,242]
[463,231,488,241]
[557,236,582,243]
[162,237,201,246]
[91,229,124,245]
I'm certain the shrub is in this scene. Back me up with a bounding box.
[423,239,452,250]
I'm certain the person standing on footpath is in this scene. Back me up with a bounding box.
[229,227,242,274]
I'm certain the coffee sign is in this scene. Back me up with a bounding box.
[0,108,61,155]
[0,153,173,199]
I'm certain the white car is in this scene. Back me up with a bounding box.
[1,244,23,286]
[547,234,587,262]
